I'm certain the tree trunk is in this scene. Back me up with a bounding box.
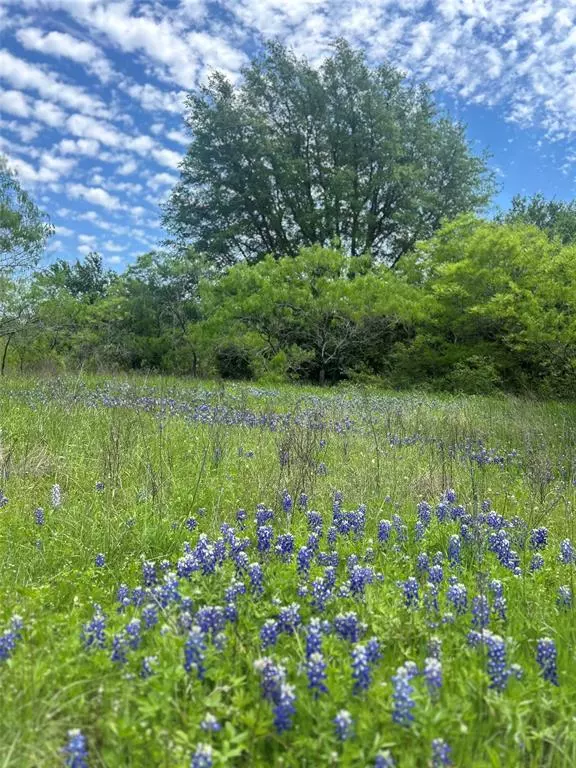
[318,366,326,386]
[1,334,13,376]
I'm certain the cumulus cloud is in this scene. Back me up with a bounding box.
[0,49,108,116]
[16,27,113,81]
[67,183,122,210]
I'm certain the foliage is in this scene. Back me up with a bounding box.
[200,245,421,383]
[0,155,54,273]
[398,215,576,396]
[163,40,493,267]
[498,193,576,245]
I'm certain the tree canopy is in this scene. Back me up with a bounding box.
[0,155,54,273]
[163,40,493,267]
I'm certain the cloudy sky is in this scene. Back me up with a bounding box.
[1,0,576,270]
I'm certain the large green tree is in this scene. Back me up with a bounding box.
[164,40,493,267]
[0,155,54,273]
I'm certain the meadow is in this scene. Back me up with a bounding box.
[0,375,575,767]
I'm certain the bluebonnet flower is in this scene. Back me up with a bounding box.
[140,655,157,679]
[254,656,286,701]
[317,462,327,476]
[557,585,572,609]
[201,714,221,732]
[307,511,323,532]
[428,565,443,584]
[51,484,62,508]
[299,493,309,509]
[248,563,264,595]
[366,637,381,664]
[281,490,293,514]
[349,565,375,598]
[466,630,483,648]
[414,521,426,541]
[327,525,337,546]
[334,612,365,643]
[351,643,375,692]
[131,586,145,608]
[417,500,432,527]
[62,729,88,768]
[236,508,247,528]
[142,560,157,587]
[530,527,548,550]
[275,533,295,562]
[446,582,467,614]
[185,517,197,531]
[310,578,331,612]
[257,525,274,553]
[154,572,180,608]
[488,579,503,598]
[391,664,416,726]
[0,615,23,663]
[333,709,354,741]
[125,618,141,649]
[424,657,442,697]
[196,606,226,637]
[81,605,106,650]
[273,683,296,733]
[324,564,338,587]
[95,481,105,492]
[190,743,213,768]
[472,595,490,629]
[95,553,105,568]
[297,546,313,576]
[277,603,301,634]
[307,532,321,552]
[225,580,246,604]
[530,554,545,572]
[392,514,407,542]
[448,535,461,566]
[433,551,444,566]
[485,632,509,691]
[492,596,507,622]
[560,539,575,564]
[304,618,324,658]
[424,583,440,620]
[428,636,442,659]
[432,738,452,767]
[260,619,280,649]
[374,751,396,767]
[184,626,206,679]
[399,577,419,609]
[255,504,274,526]
[34,507,45,526]
[416,552,430,575]
[444,489,457,503]
[378,520,392,544]
[436,502,449,523]
[536,638,559,685]
[116,584,131,612]
[306,652,328,696]
[110,633,128,665]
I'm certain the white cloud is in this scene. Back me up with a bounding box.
[34,99,67,127]
[117,159,138,175]
[0,118,41,142]
[103,240,126,252]
[67,183,122,210]
[0,49,107,116]
[151,147,182,169]
[105,254,124,265]
[78,244,94,255]
[58,138,101,156]
[120,81,185,113]
[55,225,74,236]
[17,27,114,82]
[166,129,189,146]
[0,89,30,117]
[148,171,178,190]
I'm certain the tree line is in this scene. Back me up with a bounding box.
[1,41,576,396]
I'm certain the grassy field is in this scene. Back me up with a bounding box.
[0,375,575,767]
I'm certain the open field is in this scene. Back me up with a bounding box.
[0,376,575,767]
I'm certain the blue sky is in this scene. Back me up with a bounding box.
[1,0,576,270]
